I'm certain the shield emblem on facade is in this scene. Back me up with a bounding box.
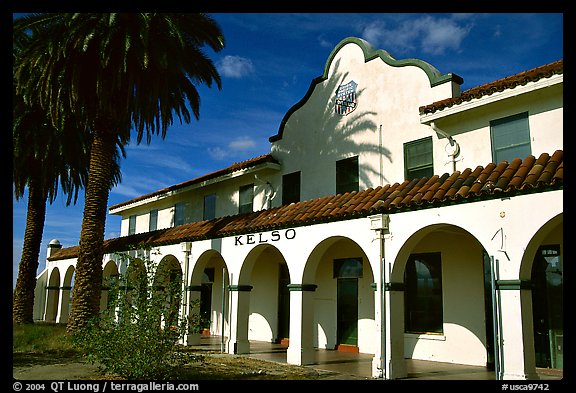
[335,80,358,116]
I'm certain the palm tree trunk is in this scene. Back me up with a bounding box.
[13,172,47,324]
[67,130,117,334]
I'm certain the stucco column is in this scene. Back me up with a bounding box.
[56,286,70,323]
[388,287,407,379]
[498,280,539,380]
[371,282,407,379]
[44,286,58,322]
[286,284,317,366]
[227,285,252,354]
[371,282,383,378]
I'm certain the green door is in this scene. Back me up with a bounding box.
[337,278,358,346]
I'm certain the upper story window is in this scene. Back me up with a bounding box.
[282,171,301,205]
[149,209,158,231]
[336,156,359,194]
[128,215,136,235]
[490,112,531,163]
[404,252,443,334]
[239,184,254,214]
[174,202,189,226]
[203,194,216,220]
[404,137,433,180]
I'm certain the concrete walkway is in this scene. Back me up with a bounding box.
[191,336,563,381]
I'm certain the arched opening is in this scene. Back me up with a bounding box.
[59,265,75,323]
[154,256,183,328]
[101,260,119,311]
[303,236,375,353]
[45,268,60,322]
[191,250,229,337]
[521,213,563,372]
[239,244,291,345]
[391,224,491,367]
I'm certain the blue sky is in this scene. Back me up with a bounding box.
[12,13,564,288]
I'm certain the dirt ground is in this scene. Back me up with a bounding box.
[13,351,346,381]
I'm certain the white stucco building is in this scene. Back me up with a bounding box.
[34,37,563,380]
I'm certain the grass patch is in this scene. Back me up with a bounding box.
[13,322,77,354]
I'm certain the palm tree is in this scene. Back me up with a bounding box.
[12,26,125,324]
[13,13,224,333]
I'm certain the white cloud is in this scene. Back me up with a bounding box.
[111,183,144,199]
[217,55,255,78]
[317,35,333,48]
[208,147,227,160]
[414,16,472,55]
[207,136,259,161]
[361,15,472,56]
[229,136,257,151]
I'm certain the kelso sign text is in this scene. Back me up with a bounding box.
[234,228,296,246]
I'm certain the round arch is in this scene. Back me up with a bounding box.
[101,260,120,311]
[519,212,563,371]
[389,223,491,368]
[239,244,291,344]
[58,265,75,323]
[154,255,183,328]
[45,267,60,322]
[302,235,374,284]
[190,250,227,286]
[189,250,229,336]
[519,212,563,280]
[302,235,375,352]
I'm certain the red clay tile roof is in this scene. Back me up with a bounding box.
[109,154,280,211]
[419,60,563,115]
[49,150,563,261]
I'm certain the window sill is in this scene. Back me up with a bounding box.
[404,332,446,341]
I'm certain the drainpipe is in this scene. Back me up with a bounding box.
[430,122,460,173]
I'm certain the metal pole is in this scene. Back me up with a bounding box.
[379,125,384,187]
[379,230,387,379]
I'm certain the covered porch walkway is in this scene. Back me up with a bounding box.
[188,336,562,380]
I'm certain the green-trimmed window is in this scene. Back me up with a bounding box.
[174,202,189,226]
[128,215,136,235]
[149,209,158,231]
[239,184,254,214]
[404,137,433,180]
[203,194,216,220]
[490,112,531,163]
[404,252,443,334]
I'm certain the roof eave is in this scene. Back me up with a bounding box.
[109,161,281,215]
[420,74,563,124]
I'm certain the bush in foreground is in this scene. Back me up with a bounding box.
[72,251,203,379]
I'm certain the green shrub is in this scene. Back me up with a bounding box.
[72,251,202,379]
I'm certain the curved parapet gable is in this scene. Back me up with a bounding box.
[326,37,462,88]
[270,36,463,142]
